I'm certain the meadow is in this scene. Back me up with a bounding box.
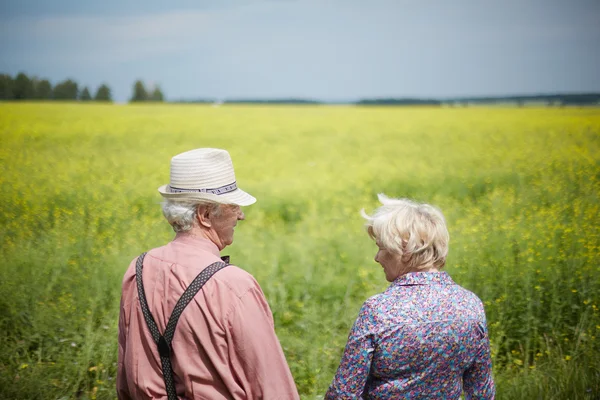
[0,103,599,399]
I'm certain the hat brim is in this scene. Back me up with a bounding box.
[158,184,256,206]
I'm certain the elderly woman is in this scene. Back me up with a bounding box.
[326,194,495,399]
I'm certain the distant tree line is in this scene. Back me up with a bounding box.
[357,98,441,106]
[3,71,598,106]
[0,73,166,103]
[224,98,320,104]
[0,72,112,102]
[451,94,600,106]
[174,94,600,106]
[130,80,164,102]
[171,98,321,105]
[357,94,600,106]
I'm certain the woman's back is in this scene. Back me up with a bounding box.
[326,272,494,399]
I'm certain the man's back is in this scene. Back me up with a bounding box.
[117,234,299,400]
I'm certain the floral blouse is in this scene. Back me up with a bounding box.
[326,272,495,399]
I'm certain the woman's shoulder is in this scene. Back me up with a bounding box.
[357,292,397,319]
[448,284,487,317]
[363,291,389,307]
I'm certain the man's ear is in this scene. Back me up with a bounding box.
[197,206,212,228]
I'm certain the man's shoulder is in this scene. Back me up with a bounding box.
[124,245,262,298]
[210,264,261,298]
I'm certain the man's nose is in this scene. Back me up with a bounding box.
[238,210,245,220]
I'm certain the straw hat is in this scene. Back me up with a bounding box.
[158,148,256,206]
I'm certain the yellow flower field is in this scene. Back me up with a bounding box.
[1,103,599,399]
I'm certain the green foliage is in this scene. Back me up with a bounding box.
[13,72,35,100]
[0,74,14,99]
[130,80,148,102]
[53,79,79,101]
[80,87,92,101]
[0,72,116,103]
[150,86,164,102]
[94,84,112,102]
[130,81,165,102]
[34,79,53,100]
[0,104,598,399]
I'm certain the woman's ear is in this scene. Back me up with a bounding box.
[197,205,212,228]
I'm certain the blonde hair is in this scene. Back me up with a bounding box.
[361,194,449,271]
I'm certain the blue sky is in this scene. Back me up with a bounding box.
[1,0,599,102]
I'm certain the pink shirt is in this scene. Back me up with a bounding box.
[117,235,299,399]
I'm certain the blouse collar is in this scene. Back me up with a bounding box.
[391,271,455,287]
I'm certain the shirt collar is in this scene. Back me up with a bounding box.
[172,233,221,257]
[391,271,455,287]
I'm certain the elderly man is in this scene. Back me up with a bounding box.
[117,148,299,399]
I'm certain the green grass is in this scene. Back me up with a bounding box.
[0,103,599,399]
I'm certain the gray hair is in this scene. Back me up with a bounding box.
[361,194,449,271]
[161,199,222,233]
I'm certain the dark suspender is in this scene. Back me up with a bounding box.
[135,252,229,400]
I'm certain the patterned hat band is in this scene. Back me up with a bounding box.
[167,181,237,195]
[159,148,256,206]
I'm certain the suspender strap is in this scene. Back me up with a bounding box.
[135,252,229,400]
